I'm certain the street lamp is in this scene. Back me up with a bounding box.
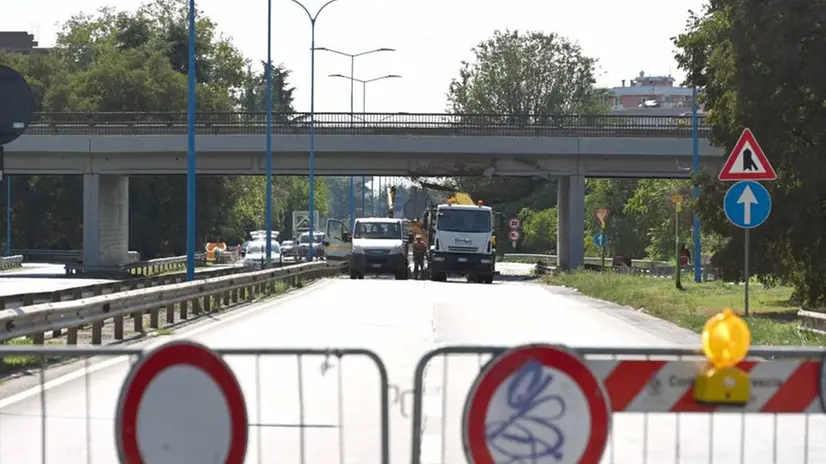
[328,73,402,117]
[185,0,197,281]
[316,47,395,229]
[264,0,274,264]
[289,0,342,259]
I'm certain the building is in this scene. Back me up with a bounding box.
[0,32,50,54]
[606,71,703,116]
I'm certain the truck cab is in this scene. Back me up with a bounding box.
[428,202,496,283]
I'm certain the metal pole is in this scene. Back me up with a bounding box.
[362,81,367,116]
[361,175,366,216]
[348,55,354,229]
[185,0,197,281]
[265,0,273,265]
[744,229,750,316]
[308,21,317,259]
[600,227,605,270]
[5,175,10,256]
[692,86,702,282]
[675,204,682,290]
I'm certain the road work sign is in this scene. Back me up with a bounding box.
[462,344,610,464]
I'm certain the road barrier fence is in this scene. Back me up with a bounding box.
[504,253,716,280]
[0,342,823,463]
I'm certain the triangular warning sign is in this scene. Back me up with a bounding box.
[719,128,777,181]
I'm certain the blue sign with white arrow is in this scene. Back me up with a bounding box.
[593,232,607,248]
[724,180,771,229]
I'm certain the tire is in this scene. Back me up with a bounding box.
[395,268,409,280]
[483,274,494,284]
[431,272,446,282]
[350,270,358,279]
[357,273,364,280]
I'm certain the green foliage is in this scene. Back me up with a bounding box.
[624,180,693,260]
[673,0,826,306]
[0,0,314,256]
[518,207,557,253]
[446,29,606,207]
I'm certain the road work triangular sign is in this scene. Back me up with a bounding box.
[719,128,777,181]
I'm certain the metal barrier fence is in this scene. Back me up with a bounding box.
[0,346,390,464]
[409,345,826,464]
[23,111,711,138]
[504,253,717,281]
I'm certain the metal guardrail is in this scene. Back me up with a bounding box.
[0,255,23,271]
[11,249,140,263]
[0,261,344,345]
[22,112,710,138]
[503,253,715,280]
[0,261,246,311]
[65,252,207,277]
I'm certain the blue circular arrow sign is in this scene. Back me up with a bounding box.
[724,180,772,229]
[593,232,607,248]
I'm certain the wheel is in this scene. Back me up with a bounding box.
[350,270,358,279]
[483,274,494,284]
[467,275,477,283]
[395,268,409,280]
[357,273,364,280]
[431,272,446,282]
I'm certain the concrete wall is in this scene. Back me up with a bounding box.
[83,174,129,266]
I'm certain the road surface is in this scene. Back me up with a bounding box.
[0,276,821,463]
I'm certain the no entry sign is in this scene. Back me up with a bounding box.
[115,340,248,463]
[462,344,611,464]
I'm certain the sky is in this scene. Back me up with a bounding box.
[3,0,707,114]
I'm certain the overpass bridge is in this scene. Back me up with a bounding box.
[4,112,724,270]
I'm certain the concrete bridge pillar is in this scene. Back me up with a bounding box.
[83,174,129,266]
[557,175,585,270]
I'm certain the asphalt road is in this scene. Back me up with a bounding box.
[0,274,821,463]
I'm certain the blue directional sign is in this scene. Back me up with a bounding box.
[593,232,607,248]
[724,180,771,229]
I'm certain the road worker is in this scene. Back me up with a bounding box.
[412,234,427,279]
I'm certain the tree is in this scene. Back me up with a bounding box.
[0,0,315,257]
[446,29,607,207]
[673,0,826,305]
[238,62,295,114]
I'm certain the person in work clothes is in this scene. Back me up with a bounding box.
[412,234,427,279]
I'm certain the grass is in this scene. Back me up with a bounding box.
[543,270,826,346]
[1,337,63,371]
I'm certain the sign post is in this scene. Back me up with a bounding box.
[671,194,684,290]
[115,340,249,463]
[719,128,776,316]
[462,343,611,464]
[594,209,610,269]
[508,217,521,251]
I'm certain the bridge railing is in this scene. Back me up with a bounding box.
[0,255,23,271]
[23,111,710,138]
[10,249,140,263]
[503,253,716,280]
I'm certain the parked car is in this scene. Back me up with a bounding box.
[243,239,282,267]
[296,231,326,261]
[280,240,295,260]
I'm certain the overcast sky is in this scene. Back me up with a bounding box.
[4,0,707,113]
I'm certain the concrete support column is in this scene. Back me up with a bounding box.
[557,175,585,270]
[83,174,129,266]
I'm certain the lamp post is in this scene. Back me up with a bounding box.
[289,0,341,259]
[264,0,274,264]
[692,86,702,282]
[329,73,401,118]
[316,47,395,229]
[185,0,197,281]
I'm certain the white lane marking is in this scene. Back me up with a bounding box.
[0,278,333,410]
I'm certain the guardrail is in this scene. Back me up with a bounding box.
[0,255,23,271]
[503,253,716,280]
[10,249,140,263]
[0,261,344,346]
[23,112,711,138]
[65,253,206,277]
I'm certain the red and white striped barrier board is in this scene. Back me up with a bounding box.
[586,359,821,413]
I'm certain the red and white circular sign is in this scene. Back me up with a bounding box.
[462,344,611,464]
[509,230,520,241]
[115,340,248,463]
[508,218,521,229]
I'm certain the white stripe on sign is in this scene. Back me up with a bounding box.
[739,361,800,411]
[624,361,699,412]
[586,359,618,382]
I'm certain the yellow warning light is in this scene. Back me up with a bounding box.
[694,309,751,405]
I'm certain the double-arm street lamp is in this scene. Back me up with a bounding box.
[317,47,395,228]
[329,73,401,218]
[289,0,341,259]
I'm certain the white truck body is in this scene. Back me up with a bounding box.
[428,203,496,283]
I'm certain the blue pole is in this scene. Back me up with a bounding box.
[185,0,197,281]
[348,176,354,228]
[265,0,273,264]
[308,21,317,259]
[5,176,10,257]
[361,175,365,217]
[692,86,702,282]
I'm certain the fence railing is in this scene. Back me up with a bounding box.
[0,261,345,346]
[10,249,140,263]
[64,252,207,277]
[503,253,716,280]
[22,112,711,138]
